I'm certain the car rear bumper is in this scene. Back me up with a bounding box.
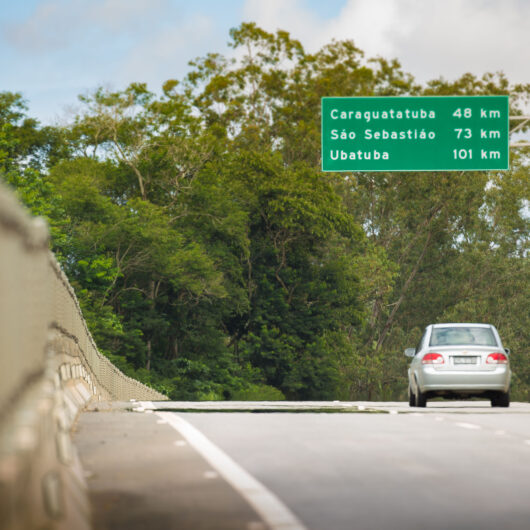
[417,366,511,393]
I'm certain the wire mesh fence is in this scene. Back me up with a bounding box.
[0,181,167,409]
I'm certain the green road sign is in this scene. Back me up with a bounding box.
[321,96,509,172]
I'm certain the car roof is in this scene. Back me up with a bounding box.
[430,323,493,328]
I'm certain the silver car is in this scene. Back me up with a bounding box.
[405,323,511,407]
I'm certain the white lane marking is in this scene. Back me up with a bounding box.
[455,422,482,430]
[134,400,156,412]
[494,430,506,436]
[156,412,307,530]
[157,419,168,424]
[204,470,219,479]
[525,440,530,446]
[174,440,187,447]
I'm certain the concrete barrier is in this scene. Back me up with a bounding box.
[0,182,167,530]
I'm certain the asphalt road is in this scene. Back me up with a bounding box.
[75,401,530,530]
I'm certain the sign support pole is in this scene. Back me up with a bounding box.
[509,116,530,147]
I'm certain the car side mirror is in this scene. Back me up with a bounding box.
[504,348,510,356]
[404,348,416,357]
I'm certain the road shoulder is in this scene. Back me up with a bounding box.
[73,409,266,530]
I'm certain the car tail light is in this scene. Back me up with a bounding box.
[486,353,508,364]
[422,353,444,364]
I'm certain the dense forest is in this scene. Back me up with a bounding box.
[2,23,529,401]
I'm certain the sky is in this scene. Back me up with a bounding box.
[1,0,529,125]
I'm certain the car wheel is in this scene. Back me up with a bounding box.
[408,385,416,407]
[491,391,510,408]
[415,387,427,408]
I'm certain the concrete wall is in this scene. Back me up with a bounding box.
[0,182,167,530]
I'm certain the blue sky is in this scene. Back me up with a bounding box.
[1,0,529,125]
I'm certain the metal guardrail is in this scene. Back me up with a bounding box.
[0,181,166,530]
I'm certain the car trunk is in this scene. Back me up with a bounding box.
[427,346,505,371]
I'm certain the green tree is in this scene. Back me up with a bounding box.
[3,24,528,402]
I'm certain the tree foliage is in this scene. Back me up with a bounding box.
[1,23,528,400]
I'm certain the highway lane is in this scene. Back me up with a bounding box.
[76,401,530,530]
[167,402,530,530]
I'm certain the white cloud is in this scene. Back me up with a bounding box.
[91,0,165,32]
[242,0,319,41]
[5,0,167,53]
[4,0,211,92]
[243,0,406,55]
[243,0,530,84]
[390,0,530,83]
[5,0,71,51]
[319,0,405,58]
[118,14,216,87]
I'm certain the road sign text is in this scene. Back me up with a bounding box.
[321,96,509,172]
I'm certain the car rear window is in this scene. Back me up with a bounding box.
[430,327,497,347]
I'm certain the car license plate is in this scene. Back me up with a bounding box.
[453,356,478,365]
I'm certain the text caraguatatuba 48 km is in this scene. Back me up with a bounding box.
[321,96,509,172]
